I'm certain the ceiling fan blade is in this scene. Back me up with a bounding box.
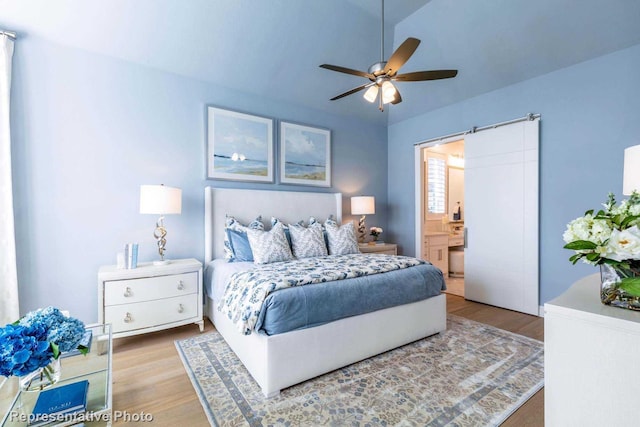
[394,70,458,81]
[329,84,371,101]
[320,64,373,79]
[391,89,402,105]
[383,37,421,76]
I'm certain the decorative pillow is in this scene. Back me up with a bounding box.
[324,220,360,255]
[226,228,254,262]
[315,214,335,248]
[247,222,294,264]
[270,217,304,248]
[324,214,337,227]
[288,222,328,259]
[224,215,264,261]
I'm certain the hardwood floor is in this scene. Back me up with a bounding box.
[112,294,544,426]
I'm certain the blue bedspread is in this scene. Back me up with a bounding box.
[255,261,445,335]
[209,254,446,336]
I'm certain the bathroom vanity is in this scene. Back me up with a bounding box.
[423,232,449,276]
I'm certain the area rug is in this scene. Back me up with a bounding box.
[175,315,543,426]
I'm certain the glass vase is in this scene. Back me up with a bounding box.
[600,264,640,311]
[19,357,61,392]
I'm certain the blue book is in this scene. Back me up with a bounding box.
[61,330,93,358]
[29,380,89,426]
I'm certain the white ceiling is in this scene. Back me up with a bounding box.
[2,0,640,124]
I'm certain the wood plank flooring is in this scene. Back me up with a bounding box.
[111,294,544,426]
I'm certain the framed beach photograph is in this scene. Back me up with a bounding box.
[279,121,331,187]
[207,106,274,182]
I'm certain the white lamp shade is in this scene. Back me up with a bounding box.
[140,185,182,215]
[381,81,396,104]
[351,196,375,215]
[363,85,378,103]
[623,145,640,195]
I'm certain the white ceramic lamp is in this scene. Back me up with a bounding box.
[140,184,182,265]
[623,145,640,196]
[351,196,375,243]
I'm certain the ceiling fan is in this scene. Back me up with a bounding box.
[319,0,457,111]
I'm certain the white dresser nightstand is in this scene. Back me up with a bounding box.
[545,273,640,426]
[359,243,398,255]
[98,258,204,338]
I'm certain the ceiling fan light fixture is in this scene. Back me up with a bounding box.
[363,85,379,103]
[381,80,397,104]
[319,0,457,110]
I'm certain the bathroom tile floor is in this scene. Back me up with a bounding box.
[444,276,465,297]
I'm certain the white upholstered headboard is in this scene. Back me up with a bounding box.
[204,187,342,262]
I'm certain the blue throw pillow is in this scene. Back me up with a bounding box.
[226,228,254,262]
[224,215,263,260]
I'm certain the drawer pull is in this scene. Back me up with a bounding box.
[177,304,184,313]
[124,312,132,323]
[177,280,185,290]
[124,287,133,297]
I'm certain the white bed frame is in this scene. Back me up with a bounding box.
[204,187,446,397]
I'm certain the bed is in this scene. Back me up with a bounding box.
[204,186,446,397]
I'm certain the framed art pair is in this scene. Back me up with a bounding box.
[206,106,331,187]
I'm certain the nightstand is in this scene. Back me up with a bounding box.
[98,258,203,338]
[359,243,398,255]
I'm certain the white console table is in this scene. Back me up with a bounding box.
[544,273,640,427]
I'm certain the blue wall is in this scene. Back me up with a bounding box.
[388,43,640,304]
[10,37,388,322]
[12,34,640,321]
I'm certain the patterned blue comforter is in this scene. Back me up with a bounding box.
[218,254,425,335]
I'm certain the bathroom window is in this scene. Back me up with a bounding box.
[427,156,446,215]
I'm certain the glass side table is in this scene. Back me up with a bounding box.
[0,324,112,427]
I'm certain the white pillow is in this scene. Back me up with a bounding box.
[288,222,328,259]
[324,221,360,255]
[247,222,294,264]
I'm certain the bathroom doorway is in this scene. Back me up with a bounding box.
[419,140,465,297]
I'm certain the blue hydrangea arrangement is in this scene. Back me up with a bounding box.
[0,307,87,377]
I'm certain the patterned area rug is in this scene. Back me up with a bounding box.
[175,315,543,426]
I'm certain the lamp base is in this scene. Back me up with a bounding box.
[153,259,171,266]
[358,215,366,243]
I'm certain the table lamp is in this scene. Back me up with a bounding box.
[623,145,640,195]
[351,196,375,243]
[139,184,182,265]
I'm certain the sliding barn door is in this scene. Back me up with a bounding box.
[464,119,539,315]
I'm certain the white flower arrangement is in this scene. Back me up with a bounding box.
[563,192,640,297]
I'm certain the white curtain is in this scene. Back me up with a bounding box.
[0,33,18,324]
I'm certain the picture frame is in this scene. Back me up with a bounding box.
[207,106,274,182]
[279,121,331,187]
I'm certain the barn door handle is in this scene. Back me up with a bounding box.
[464,227,468,248]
